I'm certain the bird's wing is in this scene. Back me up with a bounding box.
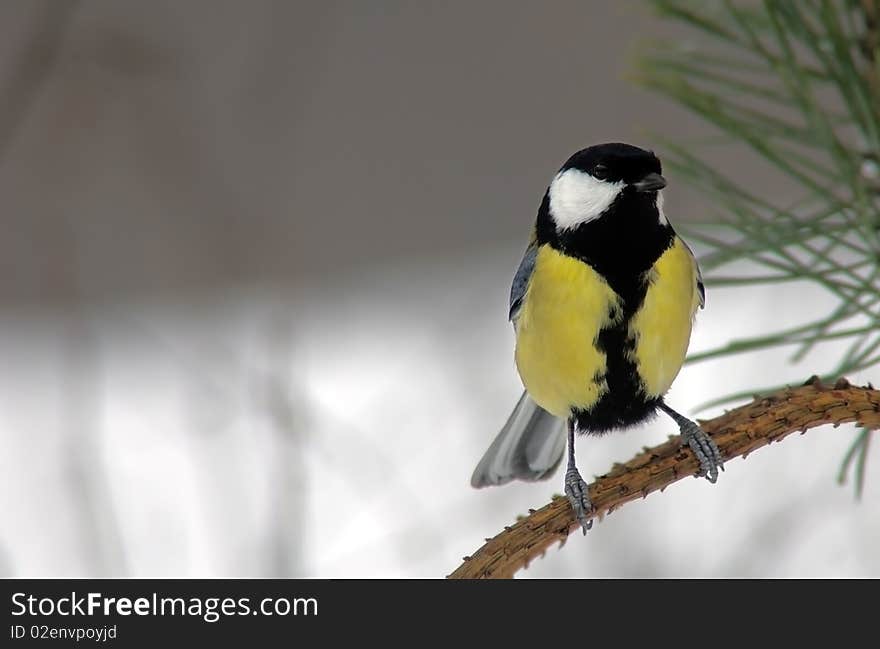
[680,237,705,309]
[509,238,538,321]
[695,257,705,309]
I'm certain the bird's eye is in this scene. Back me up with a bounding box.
[593,164,608,180]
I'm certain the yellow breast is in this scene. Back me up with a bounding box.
[628,237,701,398]
[514,245,621,418]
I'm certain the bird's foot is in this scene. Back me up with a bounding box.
[564,467,593,534]
[680,419,724,483]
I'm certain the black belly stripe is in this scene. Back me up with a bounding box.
[573,274,661,434]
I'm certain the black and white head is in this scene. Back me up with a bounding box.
[544,142,668,233]
[533,143,676,285]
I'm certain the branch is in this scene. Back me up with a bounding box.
[448,377,880,579]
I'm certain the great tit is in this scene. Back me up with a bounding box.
[471,142,723,533]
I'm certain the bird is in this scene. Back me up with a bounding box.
[471,142,723,533]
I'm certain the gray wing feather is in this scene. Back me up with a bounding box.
[696,263,706,309]
[680,237,705,309]
[471,391,566,488]
[508,244,537,321]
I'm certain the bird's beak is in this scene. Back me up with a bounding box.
[633,172,667,192]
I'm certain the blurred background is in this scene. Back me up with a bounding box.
[1,0,877,578]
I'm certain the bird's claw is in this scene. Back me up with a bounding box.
[680,420,724,483]
[564,467,593,534]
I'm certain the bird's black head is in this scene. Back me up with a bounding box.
[537,142,669,235]
[561,142,663,189]
[534,143,675,292]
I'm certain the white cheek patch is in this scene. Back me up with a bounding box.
[548,168,623,231]
[656,189,668,225]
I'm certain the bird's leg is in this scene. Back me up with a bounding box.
[659,402,724,483]
[563,418,592,534]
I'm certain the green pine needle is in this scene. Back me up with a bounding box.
[838,428,873,499]
[637,0,879,494]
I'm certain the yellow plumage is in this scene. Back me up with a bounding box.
[514,238,700,420]
[514,245,620,418]
[629,237,701,398]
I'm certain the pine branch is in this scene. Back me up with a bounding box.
[448,377,880,579]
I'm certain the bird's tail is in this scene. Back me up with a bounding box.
[470,391,566,488]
